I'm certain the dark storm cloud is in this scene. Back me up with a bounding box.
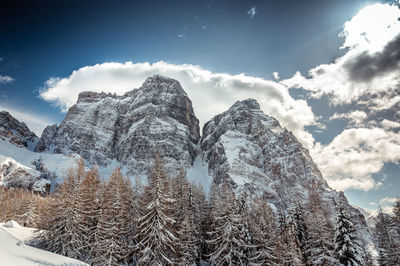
[345,33,400,82]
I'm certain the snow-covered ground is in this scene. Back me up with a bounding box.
[0,139,79,181]
[0,220,87,266]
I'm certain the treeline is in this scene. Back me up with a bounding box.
[1,156,400,265]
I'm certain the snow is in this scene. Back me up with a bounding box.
[0,139,79,184]
[187,156,213,194]
[0,221,87,266]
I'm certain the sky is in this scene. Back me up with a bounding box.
[1,0,399,210]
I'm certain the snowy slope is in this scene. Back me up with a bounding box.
[0,139,80,193]
[0,221,87,266]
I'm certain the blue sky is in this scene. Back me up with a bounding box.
[1,0,399,210]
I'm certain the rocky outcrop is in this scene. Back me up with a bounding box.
[201,98,368,233]
[0,157,51,195]
[0,111,38,149]
[36,75,200,176]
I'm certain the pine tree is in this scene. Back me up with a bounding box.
[333,206,364,266]
[134,154,178,265]
[207,182,248,265]
[374,207,400,265]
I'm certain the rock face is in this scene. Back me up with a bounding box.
[201,98,367,232]
[0,111,38,149]
[36,75,200,176]
[0,157,51,195]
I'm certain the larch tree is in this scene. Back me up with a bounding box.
[247,198,279,266]
[305,182,338,265]
[277,213,306,266]
[18,192,39,227]
[73,166,101,262]
[92,167,129,265]
[36,165,80,256]
[134,154,178,265]
[207,182,248,265]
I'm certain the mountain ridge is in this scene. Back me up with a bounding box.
[0,75,371,248]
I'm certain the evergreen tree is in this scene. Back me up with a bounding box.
[374,207,400,265]
[277,213,306,266]
[333,206,364,266]
[289,203,309,263]
[134,154,178,265]
[207,182,248,265]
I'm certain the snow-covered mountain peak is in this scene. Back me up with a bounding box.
[0,111,38,150]
[230,98,260,111]
[35,75,200,177]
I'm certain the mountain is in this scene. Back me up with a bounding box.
[0,111,38,150]
[35,75,200,177]
[201,98,368,232]
[0,75,370,242]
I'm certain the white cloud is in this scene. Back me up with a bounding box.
[39,61,317,149]
[329,110,367,126]
[281,3,400,191]
[247,7,256,18]
[312,127,400,191]
[381,119,400,129]
[0,75,14,84]
[0,104,56,136]
[178,34,184,38]
[273,72,280,80]
[282,3,400,106]
[379,197,398,205]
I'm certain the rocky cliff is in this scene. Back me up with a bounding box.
[0,111,38,149]
[200,98,368,238]
[36,75,200,176]
[1,76,369,238]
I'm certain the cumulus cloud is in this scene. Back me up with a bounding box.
[0,75,14,84]
[379,197,398,205]
[282,3,400,106]
[329,110,367,126]
[281,3,400,191]
[312,127,400,191]
[381,119,400,129]
[39,61,317,148]
[0,104,56,135]
[247,7,256,18]
[273,72,280,80]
